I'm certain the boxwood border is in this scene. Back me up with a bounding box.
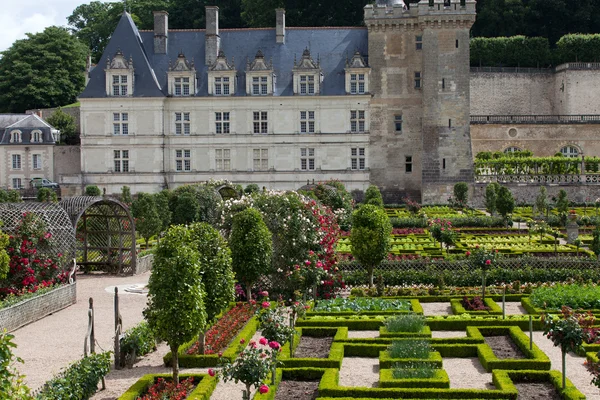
[450,298,503,316]
[279,327,346,368]
[117,373,217,400]
[379,368,450,389]
[493,370,585,400]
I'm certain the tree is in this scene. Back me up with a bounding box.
[0,26,87,113]
[229,208,272,301]
[36,188,57,203]
[591,227,600,260]
[453,182,469,207]
[153,190,172,233]
[0,228,9,280]
[364,185,384,207]
[131,193,162,248]
[188,222,235,354]
[535,186,549,218]
[120,186,132,207]
[144,225,207,383]
[85,185,101,196]
[45,109,78,145]
[496,186,515,227]
[245,184,260,194]
[350,204,392,287]
[555,189,569,225]
[171,192,199,225]
[484,182,500,215]
[195,185,223,226]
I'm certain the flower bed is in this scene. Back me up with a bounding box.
[118,373,217,400]
[0,282,76,332]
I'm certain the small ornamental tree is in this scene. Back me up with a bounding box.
[144,225,207,383]
[484,182,500,215]
[350,204,392,287]
[46,108,77,144]
[556,189,569,226]
[85,185,101,196]
[452,182,469,208]
[591,227,600,260]
[36,188,57,203]
[131,193,162,248]
[244,183,260,194]
[120,186,132,207]
[188,222,235,354]
[153,190,172,235]
[6,191,21,203]
[0,228,9,280]
[535,186,549,218]
[230,208,272,301]
[364,185,384,207]
[171,192,199,225]
[466,246,500,302]
[496,186,515,227]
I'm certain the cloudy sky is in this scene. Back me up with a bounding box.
[1,0,112,52]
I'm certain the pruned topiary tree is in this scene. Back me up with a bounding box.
[85,185,101,196]
[131,193,162,248]
[350,204,392,287]
[144,225,207,383]
[229,208,272,301]
[364,185,384,207]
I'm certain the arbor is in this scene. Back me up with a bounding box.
[484,182,500,215]
[46,109,78,145]
[496,186,515,226]
[364,185,384,207]
[350,205,392,287]
[131,193,162,248]
[144,225,207,383]
[0,27,87,113]
[229,208,272,301]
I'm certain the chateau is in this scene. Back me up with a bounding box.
[72,0,600,202]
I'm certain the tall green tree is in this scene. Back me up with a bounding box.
[144,225,207,383]
[350,204,392,287]
[484,182,500,216]
[364,185,384,208]
[535,186,549,218]
[496,186,515,227]
[46,109,78,145]
[131,193,162,247]
[0,27,87,113]
[229,208,272,301]
[153,190,172,233]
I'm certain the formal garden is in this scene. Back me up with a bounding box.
[3,179,600,399]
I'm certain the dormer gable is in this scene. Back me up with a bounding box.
[292,48,323,95]
[105,49,135,96]
[246,50,276,96]
[345,50,371,95]
[208,50,237,96]
[168,52,197,96]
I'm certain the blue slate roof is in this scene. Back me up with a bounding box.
[80,12,368,98]
[0,114,57,144]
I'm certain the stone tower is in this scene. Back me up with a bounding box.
[365,0,476,203]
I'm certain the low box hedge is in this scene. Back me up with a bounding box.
[254,368,328,400]
[279,327,345,368]
[297,317,384,330]
[426,315,543,331]
[379,325,431,338]
[163,317,259,368]
[394,294,524,303]
[521,296,600,315]
[493,370,585,400]
[469,326,550,372]
[450,298,503,316]
[379,368,450,389]
[118,373,217,400]
[379,350,443,369]
[307,299,423,316]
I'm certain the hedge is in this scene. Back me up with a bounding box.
[493,370,585,400]
[522,296,600,315]
[556,34,600,64]
[379,368,450,389]
[379,325,432,338]
[306,298,422,317]
[279,327,346,368]
[254,368,328,400]
[379,350,443,369]
[297,317,384,330]
[118,373,217,400]
[450,298,503,316]
[470,36,551,68]
[426,315,544,331]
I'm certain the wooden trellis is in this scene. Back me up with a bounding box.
[59,196,136,275]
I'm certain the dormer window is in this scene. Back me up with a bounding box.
[208,50,236,96]
[246,50,275,96]
[345,51,370,95]
[10,130,22,143]
[105,50,134,97]
[292,48,322,96]
[31,130,42,143]
[168,53,196,96]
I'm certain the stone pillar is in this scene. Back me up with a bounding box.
[205,6,220,65]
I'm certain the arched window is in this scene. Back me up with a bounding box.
[32,130,42,143]
[10,130,22,143]
[504,146,522,154]
[560,146,579,158]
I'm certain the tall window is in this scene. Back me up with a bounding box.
[11,154,21,170]
[560,146,579,158]
[175,149,191,171]
[299,75,315,95]
[415,35,423,50]
[175,112,190,135]
[253,111,268,134]
[252,76,268,95]
[215,112,230,134]
[32,154,42,170]
[350,110,366,133]
[395,115,403,133]
[215,149,231,171]
[414,72,421,89]
[32,131,42,143]
[113,113,129,135]
[350,74,366,94]
[300,148,315,170]
[114,150,129,172]
[300,111,315,133]
[12,178,22,189]
[215,77,230,95]
[10,130,21,143]
[405,156,413,173]
[253,149,268,171]
[174,77,190,96]
[351,148,366,170]
[112,75,128,96]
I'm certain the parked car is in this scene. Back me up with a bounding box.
[30,178,59,189]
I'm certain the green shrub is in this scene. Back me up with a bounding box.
[530,283,600,310]
[313,298,410,312]
[36,352,111,399]
[388,339,431,359]
[392,362,436,379]
[470,36,551,67]
[84,185,101,196]
[384,314,425,333]
[364,185,384,207]
[120,321,156,366]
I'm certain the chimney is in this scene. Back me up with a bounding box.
[153,11,168,54]
[276,9,285,44]
[205,6,220,65]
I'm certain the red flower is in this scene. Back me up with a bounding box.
[259,337,268,345]
[259,385,269,394]
[262,301,271,309]
[268,341,280,350]
[485,259,491,265]
[208,368,215,377]
[465,251,471,256]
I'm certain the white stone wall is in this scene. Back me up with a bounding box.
[1,145,54,189]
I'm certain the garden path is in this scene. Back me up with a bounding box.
[339,357,379,387]
[421,302,452,315]
[12,272,151,391]
[444,358,493,389]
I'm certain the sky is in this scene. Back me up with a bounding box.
[0,0,112,52]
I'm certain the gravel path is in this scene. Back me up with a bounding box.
[504,301,527,315]
[347,330,379,339]
[421,302,451,316]
[12,273,151,391]
[444,358,494,389]
[339,357,379,388]
[431,330,466,338]
[532,331,600,400]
